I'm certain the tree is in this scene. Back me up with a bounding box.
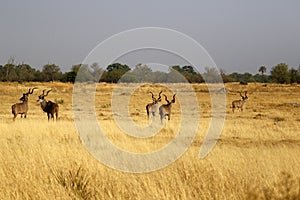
[171,65,203,83]
[0,65,3,81]
[259,66,267,75]
[166,68,187,83]
[71,64,82,74]
[202,67,222,83]
[220,69,232,83]
[124,64,153,82]
[107,63,130,72]
[298,65,300,83]
[61,71,77,83]
[253,73,269,83]
[270,63,290,84]
[2,57,17,81]
[182,66,197,74]
[15,63,36,82]
[242,72,255,83]
[42,64,62,81]
[2,63,17,81]
[73,64,96,82]
[103,63,131,83]
[152,71,167,83]
[289,68,299,83]
[171,65,182,72]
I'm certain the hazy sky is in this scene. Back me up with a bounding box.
[0,0,299,74]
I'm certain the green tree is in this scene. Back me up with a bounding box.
[107,63,130,72]
[103,63,131,83]
[220,69,232,83]
[270,63,290,83]
[0,65,3,81]
[15,63,36,82]
[228,72,242,82]
[171,65,182,72]
[289,68,299,83]
[61,64,82,83]
[171,65,203,83]
[298,65,300,83]
[2,57,17,81]
[259,66,267,75]
[32,70,43,82]
[182,66,196,74]
[242,72,255,83]
[61,71,77,83]
[2,63,17,81]
[253,73,269,83]
[42,64,62,81]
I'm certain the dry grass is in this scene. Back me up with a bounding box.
[0,82,300,199]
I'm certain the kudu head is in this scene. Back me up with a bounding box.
[150,91,162,104]
[239,91,248,101]
[20,87,37,102]
[37,89,52,103]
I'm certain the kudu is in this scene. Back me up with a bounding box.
[159,94,176,123]
[146,91,162,119]
[37,89,59,121]
[232,91,248,112]
[11,87,37,121]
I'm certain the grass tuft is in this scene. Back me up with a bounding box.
[52,165,95,200]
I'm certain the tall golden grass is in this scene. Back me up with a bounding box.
[0,82,300,199]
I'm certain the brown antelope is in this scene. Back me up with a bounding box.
[11,87,37,121]
[159,94,176,123]
[37,89,59,121]
[232,91,248,112]
[146,91,162,119]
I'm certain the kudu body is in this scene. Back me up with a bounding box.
[146,91,162,119]
[159,94,176,123]
[37,90,59,121]
[232,91,248,112]
[11,87,37,121]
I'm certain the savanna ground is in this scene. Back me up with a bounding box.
[0,82,300,199]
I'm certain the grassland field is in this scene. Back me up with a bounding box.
[0,82,300,199]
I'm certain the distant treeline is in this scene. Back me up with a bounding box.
[0,59,299,84]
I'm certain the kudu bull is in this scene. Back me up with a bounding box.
[232,91,248,112]
[11,87,37,121]
[146,91,162,119]
[159,94,176,123]
[37,89,59,121]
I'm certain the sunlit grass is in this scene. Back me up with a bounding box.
[0,82,300,199]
